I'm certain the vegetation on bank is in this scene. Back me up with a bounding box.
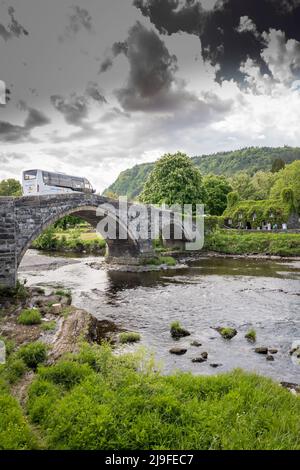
[31,226,106,254]
[204,230,300,256]
[0,343,299,450]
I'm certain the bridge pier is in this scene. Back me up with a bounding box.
[0,198,17,288]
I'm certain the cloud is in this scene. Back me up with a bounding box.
[59,5,93,42]
[50,94,89,126]
[0,6,29,41]
[85,82,107,104]
[0,103,50,142]
[133,0,300,85]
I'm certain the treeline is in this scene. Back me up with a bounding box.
[104,146,300,200]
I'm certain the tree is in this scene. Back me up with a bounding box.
[250,171,277,200]
[229,172,255,200]
[139,152,206,207]
[271,158,286,173]
[0,178,22,197]
[270,161,300,208]
[203,175,232,215]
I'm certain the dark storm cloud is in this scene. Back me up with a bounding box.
[0,6,28,41]
[59,5,93,42]
[0,104,50,142]
[133,0,300,84]
[50,94,89,126]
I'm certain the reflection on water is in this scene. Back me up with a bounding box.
[19,250,300,382]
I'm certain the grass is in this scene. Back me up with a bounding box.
[143,256,177,267]
[17,342,48,370]
[22,343,300,450]
[170,321,191,338]
[119,332,141,344]
[41,321,56,332]
[17,308,42,326]
[245,329,257,342]
[217,327,237,340]
[32,228,106,254]
[204,230,300,256]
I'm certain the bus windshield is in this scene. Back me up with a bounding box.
[24,170,37,180]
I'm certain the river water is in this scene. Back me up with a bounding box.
[19,250,300,383]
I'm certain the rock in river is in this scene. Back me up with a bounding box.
[169,348,187,356]
[255,347,268,354]
[215,327,237,340]
[191,357,206,363]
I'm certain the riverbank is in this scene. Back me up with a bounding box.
[204,230,300,257]
[1,282,300,450]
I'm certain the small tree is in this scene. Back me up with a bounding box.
[0,178,22,196]
[227,192,239,209]
[139,152,206,207]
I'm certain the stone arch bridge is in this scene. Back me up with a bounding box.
[0,193,198,288]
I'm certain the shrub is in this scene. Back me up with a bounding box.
[245,329,256,343]
[17,342,47,369]
[18,308,42,326]
[4,357,27,384]
[41,321,56,332]
[37,361,92,390]
[119,332,141,344]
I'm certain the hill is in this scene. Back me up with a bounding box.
[104,146,300,199]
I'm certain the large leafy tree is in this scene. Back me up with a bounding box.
[251,171,277,200]
[0,178,22,196]
[229,172,256,200]
[270,161,300,208]
[203,175,232,215]
[139,152,206,206]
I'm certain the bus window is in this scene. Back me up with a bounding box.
[24,170,37,180]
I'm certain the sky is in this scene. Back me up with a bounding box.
[1,0,300,192]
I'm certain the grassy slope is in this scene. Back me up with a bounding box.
[5,343,298,450]
[104,147,300,199]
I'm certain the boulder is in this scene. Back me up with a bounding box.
[52,303,62,315]
[266,355,274,361]
[210,363,222,368]
[169,348,187,356]
[201,352,208,359]
[191,341,202,347]
[191,357,206,363]
[269,348,278,354]
[255,347,268,355]
[215,327,237,340]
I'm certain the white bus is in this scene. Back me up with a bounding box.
[22,169,95,196]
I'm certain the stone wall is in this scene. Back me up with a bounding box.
[0,198,16,288]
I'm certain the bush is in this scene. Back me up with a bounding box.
[17,342,47,369]
[4,357,27,384]
[18,308,42,326]
[119,332,141,344]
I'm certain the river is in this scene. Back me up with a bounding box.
[19,250,300,383]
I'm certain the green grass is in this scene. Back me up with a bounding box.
[41,321,56,332]
[0,380,37,449]
[17,342,48,370]
[245,329,257,342]
[143,256,177,267]
[23,343,300,450]
[119,332,141,344]
[205,230,300,256]
[170,321,190,338]
[17,308,42,326]
[217,327,237,340]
